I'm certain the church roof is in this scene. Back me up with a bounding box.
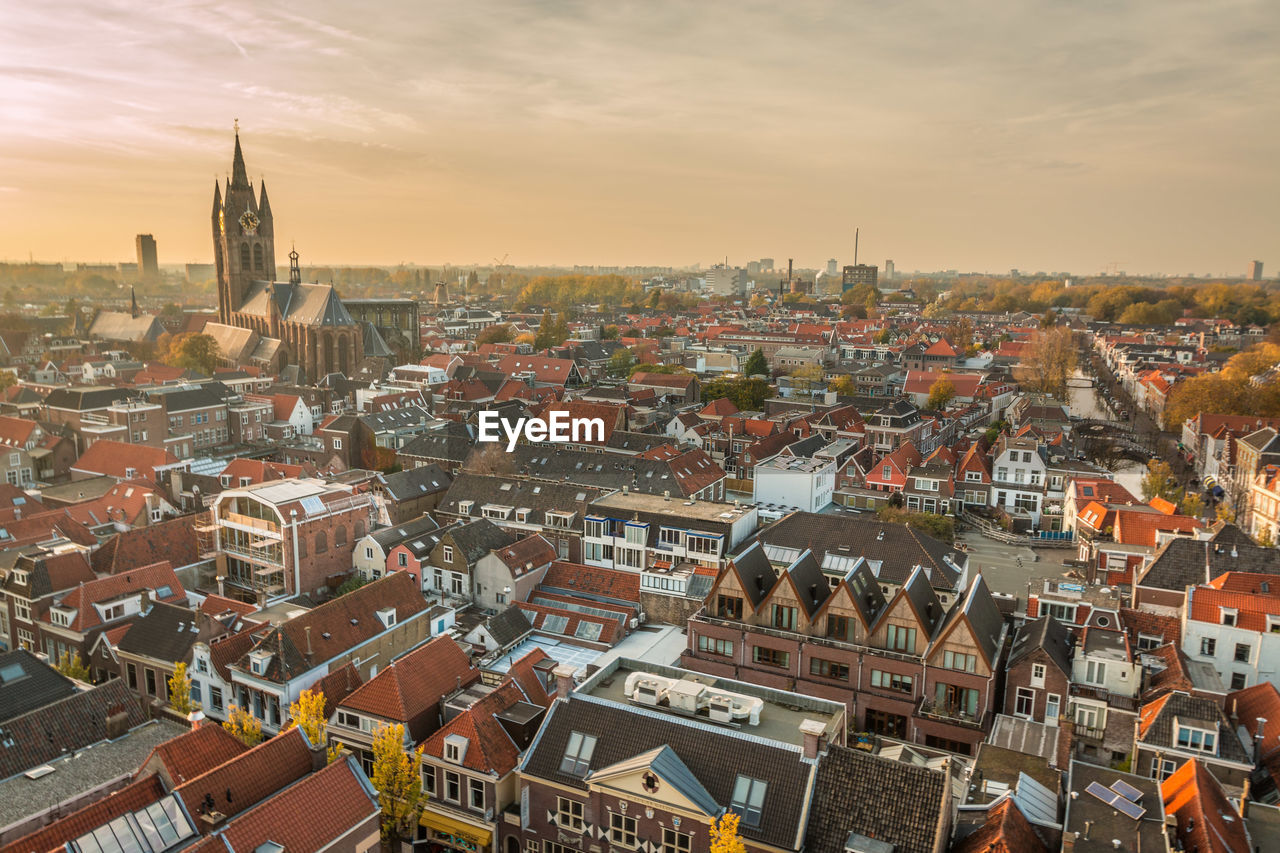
[238,281,356,327]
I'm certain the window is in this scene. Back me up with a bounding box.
[315,531,327,553]
[1176,725,1216,753]
[716,595,742,619]
[1137,634,1162,651]
[609,813,637,848]
[1031,663,1046,685]
[731,775,766,827]
[1221,608,1237,627]
[886,624,916,652]
[1200,637,1216,657]
[210,686,223,711]
[1235,643,1251,663]
[556,798,584,832]
[943,651,977,673]
[870,670,912,693]
[771,604,797,630]
[697,636,733,657]
[1231,672,1248,690]
[442,545,454,563]
[662,829,691,853]
[1151,756,1178,781]
[1085,660,1106,685]
[127,662,138,689]
[560,731,596,776]
[1015,687,1035,718]
[145,668,157,696]
[422,767,436,797]
[825,614,852,641]
[882,465,892,480]
[444,770,461,803]
[752,646,789,668]
[398,552,408,567]
[809,658,850,680]
[365,547,374,559]
[12,599,30,623]
[333,438,343,449]
[469,778,484,811]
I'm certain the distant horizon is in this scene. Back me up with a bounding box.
[2,2,1277,276]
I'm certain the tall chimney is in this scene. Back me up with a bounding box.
[799,719,826,760]
[305,625,313,656]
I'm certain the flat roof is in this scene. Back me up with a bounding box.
[590,491,754,523]
[758,456,834,473]
[578,658,844,748]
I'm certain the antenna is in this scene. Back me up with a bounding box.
[854,228,859,266]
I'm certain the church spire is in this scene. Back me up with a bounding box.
[130,286,139,318]
[230,120,249,188]
[211,179,222,215]
[258,180,272,220]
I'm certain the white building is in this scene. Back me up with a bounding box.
[752,455,836,514]
[703,265,747,297]
[990,436,1047,526]
[1182,576,1280,691]
[582,491,757,574]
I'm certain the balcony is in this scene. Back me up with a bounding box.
[916,700,987,731]
[222,512,282,537]
[1070,683,1138,712]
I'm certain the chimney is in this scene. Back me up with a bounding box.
[138,589,152,615]
[1240,777,1251,818]
[1255,717,1267,765]
[1055,717,1075,770]
[305,626,313,656]
[105,707,131,739]
[187,709,205,729]
[799,719,826,760]
[1082,821,1092,841]
[553,663,577,698]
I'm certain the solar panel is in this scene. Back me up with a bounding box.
[1110,779,1144,803]
[1086,781,1146,820]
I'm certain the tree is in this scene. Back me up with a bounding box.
[710,812,746,853]
[336,573,369,595]
[168,662,195,714]
[742,348,768,377]
[56,650,90,681]
[0,371,15,392]
[1015,326,1076,400]
[1140,459,1180,503]
[288,688,343,763]
[1179,492,1205,519]
[371,723,426,844]
[475,323,513,346]
[602,325,620,340]
[702,377,773,411]
[925,378,956,411]
[223,704,263,747]
[789,363,825,396]
[163,332,220,374]
[829,375,857,397]
[608,348,635,376]
[876,506,955,541]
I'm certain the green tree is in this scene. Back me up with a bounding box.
[371,723,426,844]
[925,378,956,411]
[608,348,636,376]
[475,323,513,346]
[1140,459,1180,503]
[56,650,90,681]
[168,662,195,714]
[742,348,768,377]
[602,325,620,340]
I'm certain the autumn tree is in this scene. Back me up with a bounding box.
[829,375,857,397]
[789,363,825,396]
[608,348,636,376]
[168,662,195,714]
[1140,459,1180,503]
[710,812,746,853]
[1179,491,1205,519]
[742,348,768,377]
[288,687,342,763]
[467,441,516,476]
[56,650,90,681]
[474,323,513,346]
[925,378,956,411]
[163,332,221,374]
[1015,326,1077,400]
[371,723,426,844]
[223,704,263,747]
[602,325,620,340]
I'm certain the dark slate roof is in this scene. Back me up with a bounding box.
[115,602,202,663]
[397,431,476,466]
[0,650,77,724]
[1138,692,1251,765]
[842,561,887,627]
[781,434,827,458]
[1008,614,1073,675]
[955,575,1006,667]
[42,387,128,412]
[448,518,518,564]
[755,512,964,592]
[485,606,534,649]
[439,473,602,525]
[1137,524,1279,592]
[474,445,723,498]
[731,541,777,609]
[378,464,452,501]
[605,431,678,454]
[522,696,814,849]
[0,679,146,779]
[147,385,224,413]
[804,744,949,853]
[359,406,433,433]
[369,514,441,550]
[784,549,830,618]
[902,566,946,638]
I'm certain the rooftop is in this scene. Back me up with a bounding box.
[756,455,834,473]
[590,490,755,523]
[577,657,844,748]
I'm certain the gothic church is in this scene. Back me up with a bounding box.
[203,131,386,380]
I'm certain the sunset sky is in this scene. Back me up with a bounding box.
[1,0,1277,275]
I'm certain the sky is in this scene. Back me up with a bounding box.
[0,0,1277,276]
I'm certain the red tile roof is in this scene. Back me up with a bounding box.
[950,798,1049,853]
[172,726,315,828]
[1189,583,1280,632]
[138,722,248,786]
[0,775,166,853]
[49,561,184,633]
[1228,681,1280,767]
[1161,759,1250,853]
[541,561,641,602]
[420,680,529,774]
[70,440,179,481]
[1112,507,1201,547]
[338,635,478,731]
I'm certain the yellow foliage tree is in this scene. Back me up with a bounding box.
[710,812,747,853]
[168,661,195,714]
[287,687,342,763]
[371,723,426,843]
[56,650,90,681]
[222,704,263,747]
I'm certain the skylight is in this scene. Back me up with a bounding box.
[560,731,597,776]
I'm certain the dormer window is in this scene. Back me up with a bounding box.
[457,501,474,515]
[377,607,396,629]
[1175,721,1217,753]
[1220,607,1237,627]
[249,650,273,676]
[444,733,469,764]
[730,775,767,827]
[559,731,597,776]
[125,467,137,479]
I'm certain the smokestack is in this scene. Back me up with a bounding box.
[787,258,793,287]
[854,228,859,265]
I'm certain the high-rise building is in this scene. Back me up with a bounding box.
[884,259,894,280]
[759,258,775,273]
[826,258,838,276]
[841,263,878,291]
[1252,260,1264,281]
[704,264,747,296]
[134,234,158,279]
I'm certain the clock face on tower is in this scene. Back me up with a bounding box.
[239,209,259,235]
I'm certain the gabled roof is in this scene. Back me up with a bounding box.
[90,516,202,574]
[172,726,316,830]
[421,680,542,776]
[137,721,248,787]
[588,744,721,816]
[337,635,478,737]
[1137,692,1251,765]
[71,440,179,480]
[0,649,77,724]
[726,541,778,609]
[1161,759,1250,853]
[951,799,1051,853]
[0,679,148,780]
[49,561,184,634]
[1007,614,1072,675]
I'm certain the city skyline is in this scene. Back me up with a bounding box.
[1,1,1278,275]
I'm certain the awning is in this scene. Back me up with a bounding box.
[420,810,492,849]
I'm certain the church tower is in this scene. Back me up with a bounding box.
[213,127,276,323]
